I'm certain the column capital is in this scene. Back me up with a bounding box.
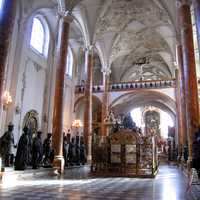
[101,67,111,76]
[85,45,94,55]
[176,0,191,7]
[176,40,182,47]
[58,11,73,23]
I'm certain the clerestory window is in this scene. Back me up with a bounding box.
[30,17,49,56]
[66,47,73,77]
[0,0,3,10]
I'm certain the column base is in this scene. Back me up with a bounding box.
[87,154,92,164]
[53,155,65,174]
[187,156,193,170]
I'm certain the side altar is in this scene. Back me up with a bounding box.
[91,129,158,178]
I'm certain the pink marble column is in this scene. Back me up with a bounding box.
[0,0,17,107]
[52,14,72,174]
[192,0,200,54]
[178,0,200,164]
[176,45,187,160]
[101,69,110,137]
[175,69,184,158]
[83,47,93,162]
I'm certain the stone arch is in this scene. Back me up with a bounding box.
[74,95,102,113]
[110,90,176,120]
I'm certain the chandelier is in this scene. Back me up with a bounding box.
[72,119,83,128]
[2,91,12,110]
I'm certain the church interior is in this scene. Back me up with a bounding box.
[0,0,200,199]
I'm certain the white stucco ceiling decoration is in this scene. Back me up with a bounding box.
[111,48,172,82]
[110,28,171,63]
[95,0,171,38]
[72,0,177,82]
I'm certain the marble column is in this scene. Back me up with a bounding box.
[0,0,17,107]
[52,14,72,174]
[101,69,110,137]
[83,47,93,162]
[175,69,184,159]
[178,0,200,164]
[192,0,200,54]
[176,45,187,160]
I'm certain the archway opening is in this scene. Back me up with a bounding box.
[131,106,174,139]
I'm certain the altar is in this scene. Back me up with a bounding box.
[91,129,158,178]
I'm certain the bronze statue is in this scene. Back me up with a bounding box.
[14,127,29,170]
[75,136,80,165]
[32,131,43,169]
[123,113,136,129]
[80,137,86,165]
[68,137,76,166]
[43,133,54,167]
[0,122,15,167]
[63,134,69,167]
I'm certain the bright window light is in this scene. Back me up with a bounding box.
[66,47,73,77]
[0,0,3,10]
[131,108,142,127]
[131,107,174,138]
[30,18,45,54]
[160,110,174,138]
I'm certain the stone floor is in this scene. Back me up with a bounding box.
[0,165,199,200]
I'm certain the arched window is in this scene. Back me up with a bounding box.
[66,47,73,77]
[30,17,49,56]
[0,0,4,10]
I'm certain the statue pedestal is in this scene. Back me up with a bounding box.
[53,155,65,174]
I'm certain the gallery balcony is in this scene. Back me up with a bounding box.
[75,79,176,94]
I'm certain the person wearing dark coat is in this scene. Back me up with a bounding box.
[43,133,54,166]
[32,131,43,169]
[14,127,29,170]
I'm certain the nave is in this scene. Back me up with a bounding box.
[0,165,199,200]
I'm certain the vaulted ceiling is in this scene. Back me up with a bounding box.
[71,0,177,83]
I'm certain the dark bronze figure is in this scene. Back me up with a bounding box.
[14,127,29,170]
[123,113,136,129]
[80,137,86,165]
[68,137,76,166]
[32,131,43,169]
[0,122,15,167]
[63,135,69,166]
[43,133,54,167]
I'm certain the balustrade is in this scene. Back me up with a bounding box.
[75,79,176,94]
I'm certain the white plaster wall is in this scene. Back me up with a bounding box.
[63,77,75,133]
[74,101,85,135]
[12,55,47,142]
[21,60,46,126]
[1,1,59,142]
